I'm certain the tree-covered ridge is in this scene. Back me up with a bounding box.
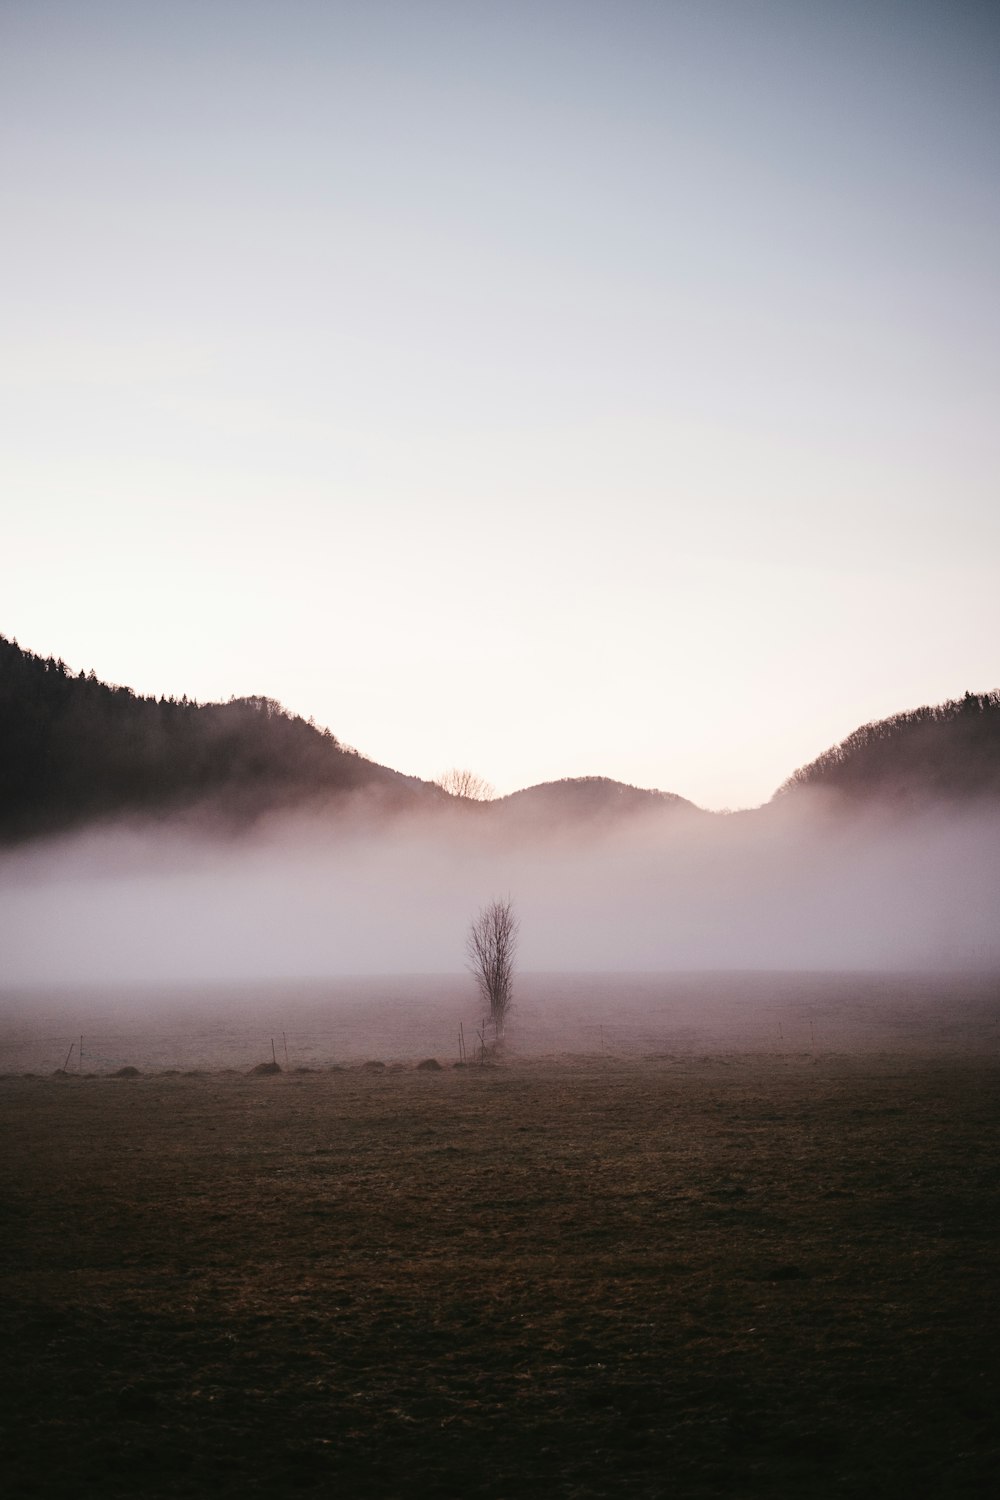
[3,634,998,845]
[0,636,421,842]
[494,776,697,819]
[777,692,1000,804]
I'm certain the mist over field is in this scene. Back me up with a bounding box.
[1,792,996,988]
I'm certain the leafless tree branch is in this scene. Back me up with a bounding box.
[437,768,495,801]
[466,897,518,1041]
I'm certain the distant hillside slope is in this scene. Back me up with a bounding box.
[493,776,700,824]
[4,633,997,844]
[776,692,1000,806]
[0,636,429,842]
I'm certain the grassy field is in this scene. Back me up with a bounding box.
[1,1041,998,1497]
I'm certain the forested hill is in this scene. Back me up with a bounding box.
[776,692,1000,806]
[0,637,430,843]
[493,776,699,824]
[3,636,998,844]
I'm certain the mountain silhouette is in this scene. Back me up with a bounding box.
[1,634,997,843]
[776,692,1000,807]
[491,776,700,826]
[0,636,432,843]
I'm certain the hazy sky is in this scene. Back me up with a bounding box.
[2,0,997,809]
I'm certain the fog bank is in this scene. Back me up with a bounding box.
[1,796,997,985]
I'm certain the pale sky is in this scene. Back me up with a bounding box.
[2,0,998,810]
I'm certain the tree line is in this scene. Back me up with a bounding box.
[0,636,416,843]
[777,692,1000,803]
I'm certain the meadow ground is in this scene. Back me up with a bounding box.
[1,976,998,1497]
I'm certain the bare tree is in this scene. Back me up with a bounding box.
[467,898,518,1042]
[437,767,495,801]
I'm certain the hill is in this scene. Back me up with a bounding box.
[492,776,699,826]
[3,635,998,844]
[0,636,431,843]
[776,691,1000,807]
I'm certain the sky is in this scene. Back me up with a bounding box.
[2,0,997,810]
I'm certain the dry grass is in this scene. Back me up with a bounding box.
[1,1050,998,1497]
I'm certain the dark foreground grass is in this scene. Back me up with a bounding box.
[1,1054,998,1498]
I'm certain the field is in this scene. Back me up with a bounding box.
[1,975,999,1497]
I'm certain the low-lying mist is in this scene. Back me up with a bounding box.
[1,793,997,987]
